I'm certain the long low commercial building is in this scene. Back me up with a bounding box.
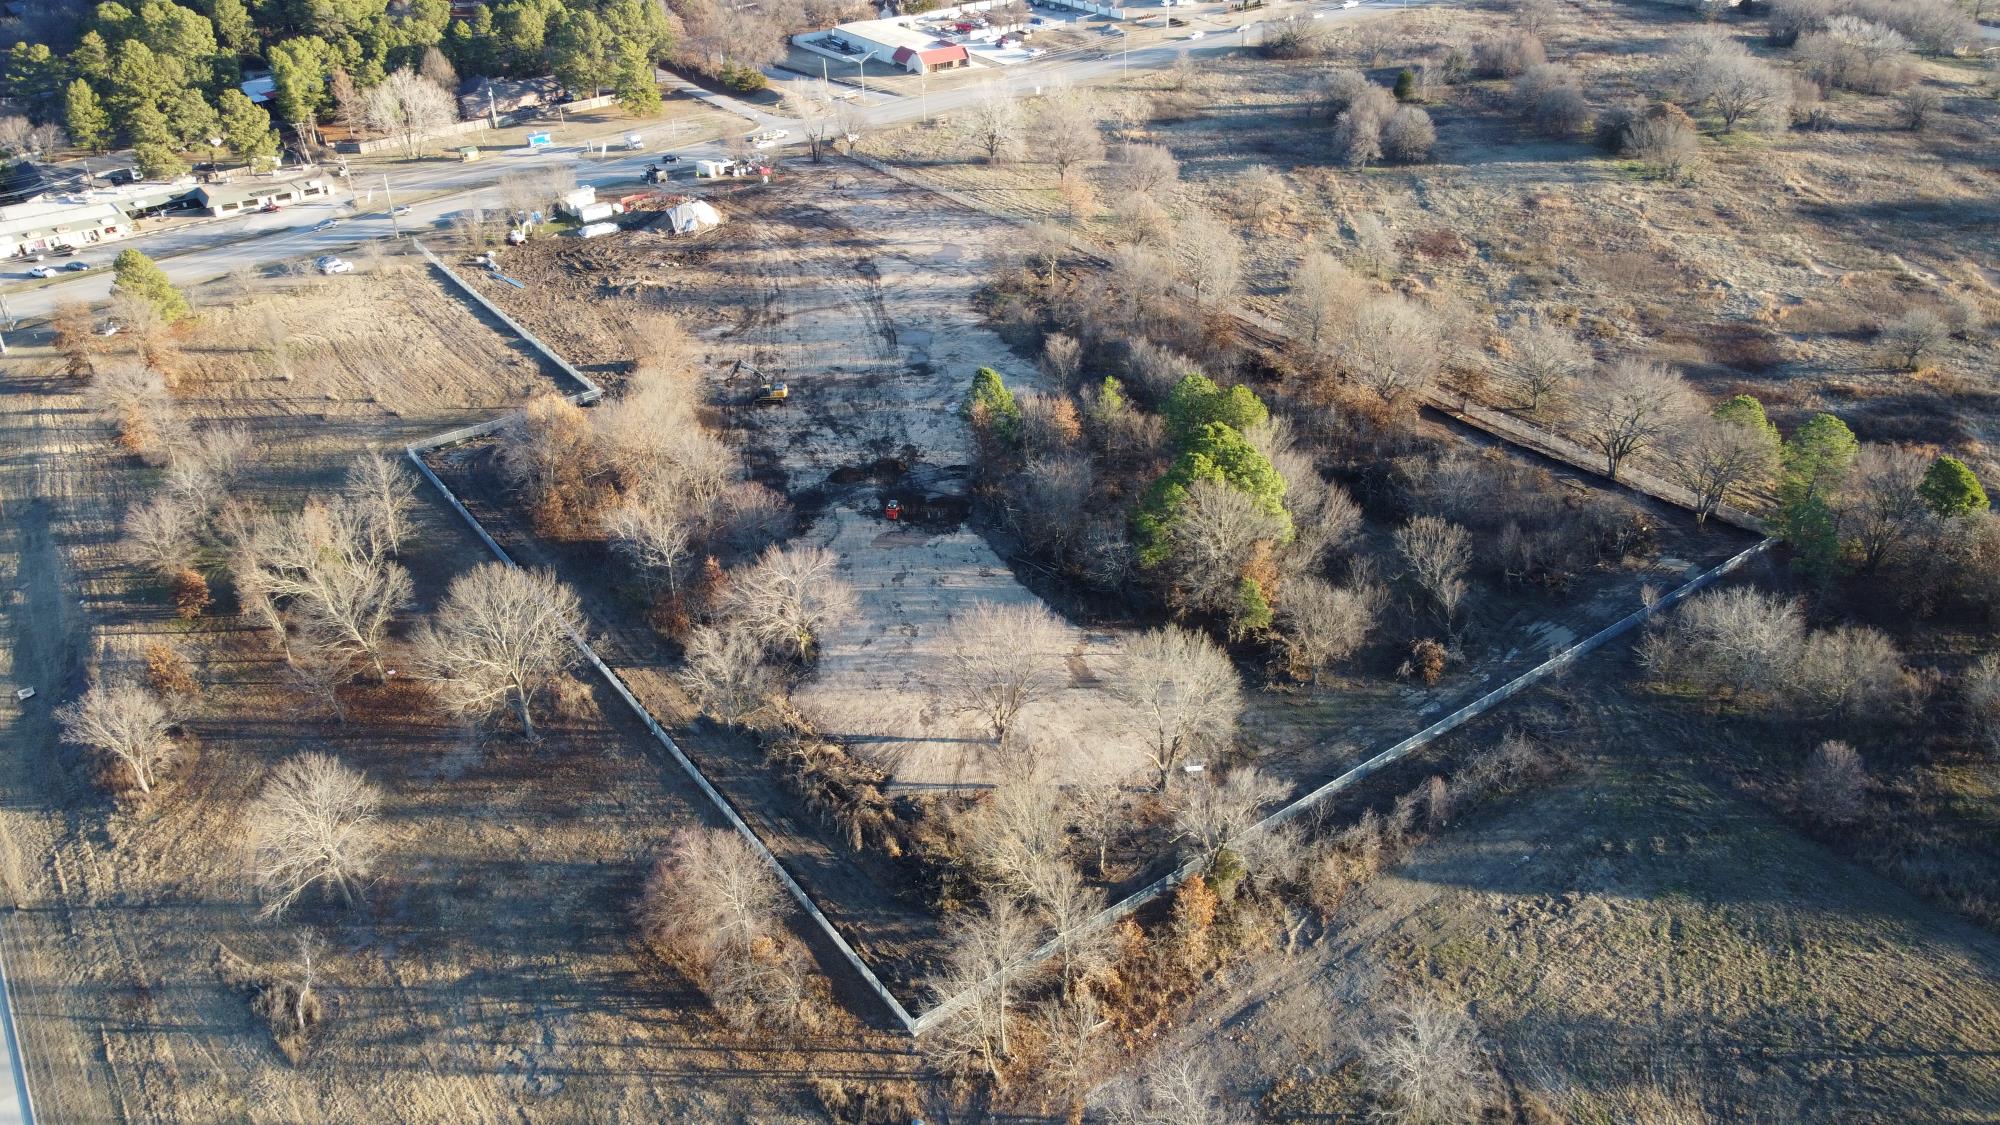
[0,200,131,258]
[190,176,334,217]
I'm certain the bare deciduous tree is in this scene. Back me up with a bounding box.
[1396,515,1472,622]
[1170,765,1289,864]
[246,753,383,917]
[1110,625,1245,791]
[1570,358,1699,481]
[410,563,583,739]
[965,84,1023,161]
[1501,318,1587,413]
[364,68,458,157]
[1800,740,1867,825]
[940,600,1068,754]
[1664,413,1777,526]
[236,497,413,676]
[605,489,698,594]
[1103,142,1180,197]
[1878,307,1950,371]
[1042,332,1083,388]
[1277,575,1381,682]
[1175,210,1243,307]
[960,780,1069,898]
[677,624,773,724]
[1673,33,1792,131]
[123,495,197,578]
[1342,297,1443,405]
[1288,251,1369,356]
[1101,1053,1228,1125]
[724,544,856,662]
[1640,586,1805,699]
[345,451,416,559]
[1964,655,2000,755]
[1363,994,1494,1125]
[1834,443,1930,570]
[1163,479,1285,621]
[1034,88,1105,182]
[57,680,177,795]
[642,825,782,980]
[921,897,1045,1090]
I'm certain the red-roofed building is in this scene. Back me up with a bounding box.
[891,43,969,74]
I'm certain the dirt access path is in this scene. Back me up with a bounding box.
[472,168,1158,792]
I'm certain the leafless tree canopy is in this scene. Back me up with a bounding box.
[724,543,856,662]
[1396,515,1473,622]
[57,680,177,795]
[1642,586,1905,718]
[958,779,1070,902]
[410,563,584,739]
[1103,142,1180,198]
[1170,766,1290,862]
[939,600,1069,753]
[1163,479,1286,622]
[246,753,384,918]
[233,496,414,676]
[1834,444,1931,570]
[1176,210,1244,307]
[1801,740,1867,825]
[1100,1053,1230,1125]
[1501,318,1588,413]
[678,624,774,725]
[921,897,1046,1090]
[1277,575,1382,681]
[964,85,1024,162]
[643,825,783,980]
[1664,414,1777,525]
[1570,359,1700,480]
[1363,994,1495,1125]
[123,495,198,579]
[364,69,458,157]
[1110,625,1245,790]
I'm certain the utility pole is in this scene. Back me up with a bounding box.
[0,289,13,356]
[383,174,398,237]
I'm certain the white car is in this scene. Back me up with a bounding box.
[315,255,354,275]
[1342,0,1360,7]
[313,217,341,232]
[27,265,58,278]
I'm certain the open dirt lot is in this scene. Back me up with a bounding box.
[0,262,920,1122]
[1113,663,2000,1123]
[467,172,1168,793]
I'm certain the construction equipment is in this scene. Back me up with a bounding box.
[755,381,790,405]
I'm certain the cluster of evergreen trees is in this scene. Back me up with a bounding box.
[3,0,675,172]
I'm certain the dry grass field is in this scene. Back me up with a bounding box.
[0,257,922,1122]
[1119,659,2000,1123]
[861,1,2000,481]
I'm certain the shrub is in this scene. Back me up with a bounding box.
[1474,31,1545,77]
[1382,106,1437,162]
[1514,63,1589,136]
[171,568,212,619]
[143,641,201,702]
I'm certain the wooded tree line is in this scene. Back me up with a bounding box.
[2,0,674,174]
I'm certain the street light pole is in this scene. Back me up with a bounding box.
[383,174,399,236]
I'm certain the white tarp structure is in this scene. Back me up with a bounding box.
[664,199,722,234]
